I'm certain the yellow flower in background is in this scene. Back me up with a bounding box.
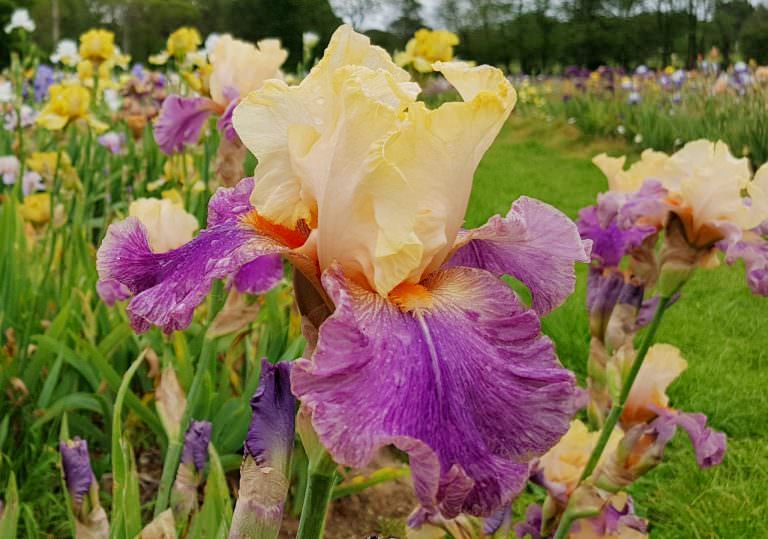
[20,193,51,224]
[208,35,287,105]
[538,419,623,495]
[166,27,201,58]
[162,154,199,185]
[395,28,459,72]
[76,59,115,89]
[79,29,115,63]
[128,197,199,253]
[36,83,108,132]
[27,151,79,188]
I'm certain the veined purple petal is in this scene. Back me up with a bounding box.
[60,438,94,504]
[181,420,212,472]
[448,197,591,315]
[652,411,727,468]
[206,176,256,227]
[292,265,577,517]
[245,360,296,466]
[96,181,287,332]
[154,95,213,155]
[484,503,512,535]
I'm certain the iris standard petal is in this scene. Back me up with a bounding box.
[291,264,576,517]
[449,197,591,315]
[154,95,213,155]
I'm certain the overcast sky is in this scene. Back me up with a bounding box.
[348,0,444,30]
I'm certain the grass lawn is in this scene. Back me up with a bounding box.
[466,114,768,538]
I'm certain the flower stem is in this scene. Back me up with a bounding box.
[153,280,226,517]
[552,294,674,539]
[296,468,337,539]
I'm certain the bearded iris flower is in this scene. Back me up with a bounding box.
[79,29,116,64]
[153,35,287,155]
[590,140,768,296]
[98,25,590,518]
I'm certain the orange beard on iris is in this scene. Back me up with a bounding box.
[240,209,311,249]
[389,282,434,312]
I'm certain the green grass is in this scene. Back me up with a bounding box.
[466,116,768,538]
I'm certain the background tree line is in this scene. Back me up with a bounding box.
[0,0,766,71]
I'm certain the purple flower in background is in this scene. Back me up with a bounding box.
[153,95,214,154]
[131,63,146,81]
[720,224,768,296]
[181,420,212,472]
[97,131,125,155]
[33,64,55,102]
[635,65,649,76]
[60,437,95,504]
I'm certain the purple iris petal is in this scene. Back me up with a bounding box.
[245,360,296,465]
[96,180,285,333]
[154,95,213,155]
[651,410,727,468]
[97,132,125,155]
[514,504,542,539]
[34,65,55,102]
[448,197,591,315]
[292,264,577,517]
[617,180,669,230]
[578,195,656,270]
[217,96,240,142]
[60,438,95,504]
[206,177,255,227]
[484,503,512,535]
[234,257,284,295]
[181,420,212,472]
[586,268,624,321]
[722,233,768,296]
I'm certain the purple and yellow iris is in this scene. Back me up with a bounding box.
[98,25,592,519]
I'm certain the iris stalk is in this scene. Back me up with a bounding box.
[153,280,226,517]
[553,293,676,539]
[296,452,337,539]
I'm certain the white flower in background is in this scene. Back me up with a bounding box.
[0,155,20,185]
[0,81,14,103]
[22,171,44,196]
[51,39,80,66]
[634,133,643,144]
[302,31,319,49]
[4,105,37,130]
[617,125,626,135]
[103,88,121,112]
[204,33,221,57]
[5,9,35,34]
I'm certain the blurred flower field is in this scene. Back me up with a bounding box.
[0,9,767,539]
